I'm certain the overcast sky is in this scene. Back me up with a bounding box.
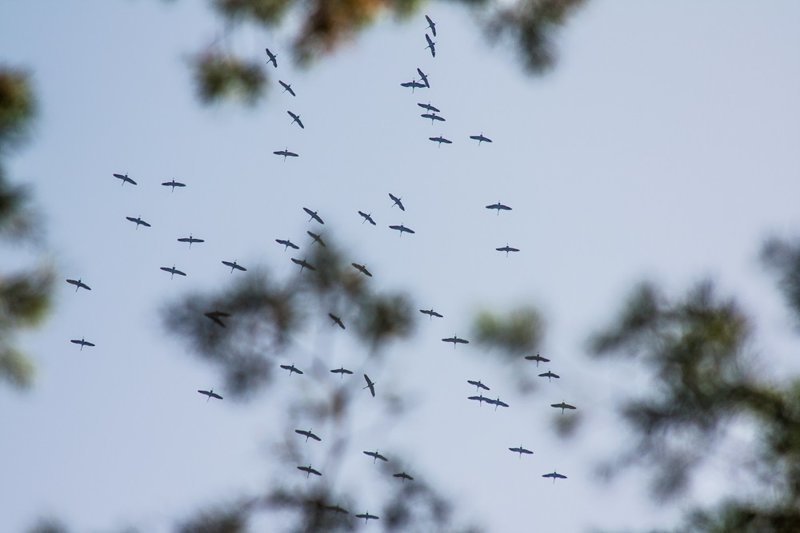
[2,1,799,532]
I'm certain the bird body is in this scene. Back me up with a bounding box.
[442,335,469,347]
[161,179,185,191]
[468,379,490,391]
[416,68,430,88]
[280,363,304,375]
[278,80,295,96]
[330,366,354,377]
[265,47,277,67]
[363,450,388,463]
[539,371,560,381]
[389,224,415,235]
[276,238,299,250]
[204,310,230,328]
[470,133,493,144]
[425,33,436,57]
[351,262,372,277]
[356,512,379,523]
[485,202,511,214]
[160,265,186,279]
[496,244,520,256]
[303,207,324,224]
[295,429,322,442]
[291,257,316,272]
[525,352,550,366]
[425,14,436,36]
[197,389,223,401]
[70,338,95,350]
[273,148,299,160]
[66,278,91,292]
[126,216,151,228]
[394,471,414,481]
[328,313,345,330]
[297,465,322,477]
[543,471,568,483]
[363,374,376,397]
[287,110,304,129]
[222,260,246,272]
[417,102,440,113]
[509,446,533,457]
[419,308,443,319]
[389,193,405,211]
[177,234,204,247]
[358,211,376,225]
[429,135,452,146]
[421,112,445,123]
[113,173,136,186]
[551,402,577,413]
[307,230,326,247]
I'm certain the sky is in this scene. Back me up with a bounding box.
[2,1,800,532]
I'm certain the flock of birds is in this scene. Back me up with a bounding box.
[67,13,576,525]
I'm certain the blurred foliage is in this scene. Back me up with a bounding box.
[590,263,800,531]
[472,305,543,357]
[192,52,267,105]
[762,236,800,329]
[485,0,588,74]
[183,0,589,104]
[0,66,52,391]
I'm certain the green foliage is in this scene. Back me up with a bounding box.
[0,67,36,151]
[472,305,544,357]
[193,53,266,105]
[0,66,52,391]
[182,0,588,104]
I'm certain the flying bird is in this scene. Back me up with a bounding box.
[419,308,443,319]
[363,374,376,397]
[551,402,577,414]
[160,265,186,279]
[485,201,512,214]
[222,260,247,273]
[351,262,372,277]
[295,429,322,442]
[486,397,510,410]
[297,465,322,477]
[66,278,91,292]
[417,102,440,113]
[389,193,405,211]
[421,113,445,124]
[287,110,304,129]
[393,471,414,482]
[273,148,299,160]
[539,371,560,382]
[363,450,388,463]
[425,14,437,36]
[470,133,493,145]
[278,80,295,96]
[496,244,520,256]
[525,352,550,366]
[204,310,230,328]
[280,363,304,375]
[264,47,277,67]
[177,234,204,247]
[330,366,353,377]
[112,173,136,186]
[509,446,534,458]
[468,394,490,405]
[389,223,415,235]
[425,33,436,57]
[358,211,376,225]
[276,238,299,251]
[416,67,430,88]
[468,379,490,391]
[70,338,95,350]
[543,471,568,483]
[197,389,223,401]
[161,179,185,191]
[328,313,345,330]
[400,79,426,92]
[303,207,324,224]
[307,230,326,247]
[291,257,316,272]
[442,335,469,347]
[355,512,379,523]
[126,216,151,229]
[429,135,452,146]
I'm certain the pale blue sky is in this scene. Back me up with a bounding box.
[2,1,799,532]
